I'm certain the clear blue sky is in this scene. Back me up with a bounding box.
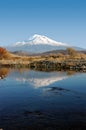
[0,0,86,48]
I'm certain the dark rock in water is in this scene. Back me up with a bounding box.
[51,87,65,91]
[24,110,43,116]
[48,87,69,92]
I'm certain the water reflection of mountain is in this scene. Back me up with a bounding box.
[8,70,69,88]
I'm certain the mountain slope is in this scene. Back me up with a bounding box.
[7,34,82,54]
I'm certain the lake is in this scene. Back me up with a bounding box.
[0,68,86,130]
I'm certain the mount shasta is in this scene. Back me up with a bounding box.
[7,34,82,54]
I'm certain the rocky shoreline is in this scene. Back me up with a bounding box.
[0,59,86,71]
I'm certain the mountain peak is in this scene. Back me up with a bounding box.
[29,34,46,41]
[30,34,47,38]
[28,34,67,46]
[32,34,44,38]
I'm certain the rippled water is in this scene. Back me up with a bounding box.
[0,68,86,130]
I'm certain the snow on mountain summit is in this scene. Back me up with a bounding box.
[28,34,59,45]
[14,34,68,46]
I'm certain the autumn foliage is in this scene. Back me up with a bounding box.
[0,47,7,59]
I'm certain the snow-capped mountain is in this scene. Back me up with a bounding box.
[7,34,81,54]
[13,34,67,46]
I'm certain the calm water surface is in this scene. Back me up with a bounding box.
[0,68,86,130]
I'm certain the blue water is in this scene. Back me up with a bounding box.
[0,68,86,130]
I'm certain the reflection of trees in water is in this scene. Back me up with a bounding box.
[0,68,30,79]
[0,68,9,79]
[0,67,76,80]
[67,71,75,76]
[16,68,30,74]
[32,67,62,72]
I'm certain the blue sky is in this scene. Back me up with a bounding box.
[0,0,86,48]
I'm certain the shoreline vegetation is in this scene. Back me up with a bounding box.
[0,47,86,71]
